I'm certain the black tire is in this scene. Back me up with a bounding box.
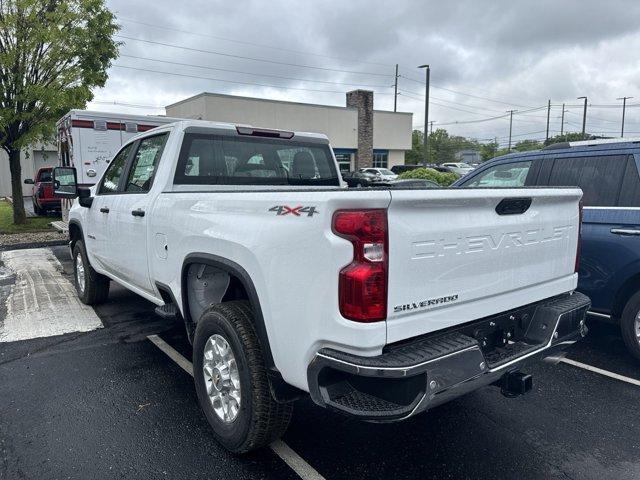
[33,202,42,216]
[72,240,110,305]
[193,301,292,453]
[621,291,640,361]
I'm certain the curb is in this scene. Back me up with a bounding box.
[0,239,68,252]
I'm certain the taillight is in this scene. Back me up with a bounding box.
[575,201,583,273]
[332,209,388,322]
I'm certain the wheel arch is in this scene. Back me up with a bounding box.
[613,272,640,320]
[68,219,83,250]
[611,273,640,319]
[180,253,275,369]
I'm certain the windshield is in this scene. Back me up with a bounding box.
[378,168,395,175]
[458,163,472,168]
[174,133,340,186]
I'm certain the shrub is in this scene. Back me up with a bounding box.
[398,168,459,186]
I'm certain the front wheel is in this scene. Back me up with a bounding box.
[72,240,110,305]
[193,301,292,453]
[620,291,640,361]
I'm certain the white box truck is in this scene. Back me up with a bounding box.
[56,110,181,223]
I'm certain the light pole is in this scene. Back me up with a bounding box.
[577,96,587,138]
[617,96,633,137]
[418,64,430,166]
[506,110,517,152]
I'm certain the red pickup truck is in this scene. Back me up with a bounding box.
[24,167,61,215]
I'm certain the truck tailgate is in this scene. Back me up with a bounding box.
[386,188,582,343]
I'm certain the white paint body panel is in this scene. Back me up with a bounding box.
[68,120,583,392]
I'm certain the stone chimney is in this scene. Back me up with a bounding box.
[346,90,373,169]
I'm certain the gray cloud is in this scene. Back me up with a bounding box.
[94,0,640,145]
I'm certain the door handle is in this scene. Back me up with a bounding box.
[100,207,109,214]
[131,209,145,217]
[610,228,640,236]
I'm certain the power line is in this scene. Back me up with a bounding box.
[119,17,395,68]
[398,74,532,108]
[111,64,395,95]
[115,34,394,77]
[90,100,163,109]
[119,54,392,88]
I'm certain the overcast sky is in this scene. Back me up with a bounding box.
[93,0,640,147]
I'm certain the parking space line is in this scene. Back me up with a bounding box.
[560,358,640,387]
[147,334,327,480]
[147,334,193,376]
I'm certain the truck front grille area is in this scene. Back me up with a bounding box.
[307,292,590,421]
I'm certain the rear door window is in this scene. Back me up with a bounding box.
[618,155,640,207]
[38,170,52,182]
[464,161,532,187]
[174,134,339,186]
[547,155,627,206]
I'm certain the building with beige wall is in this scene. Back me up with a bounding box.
[166,90,412,172]
[0,142,57,198]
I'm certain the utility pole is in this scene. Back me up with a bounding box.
[545,100,551,141]
[577,96,587,139]
[507,110,517,152]
[560,103,567,136]
[418,64,430,166]
[617,96,633,137]
[393,64,398,113]
[427,121,435,162]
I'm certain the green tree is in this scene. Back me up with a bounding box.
[480,141,499,161]
[0,0,119,224]
[513,139,543,152]
[405,129,424,165]
[544,132,593,146]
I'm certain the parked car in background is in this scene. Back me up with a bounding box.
[390,164,421,175]
[442,162,474,176]
[359,167,398,181]
[455,137,640,360]
[24,167,61,215]
[342,169,380,187]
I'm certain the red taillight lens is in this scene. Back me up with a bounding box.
[333,209,388,322]
[575,200,583,273]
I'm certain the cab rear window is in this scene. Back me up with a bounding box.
[174,133,340,186]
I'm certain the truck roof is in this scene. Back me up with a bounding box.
[139,119,330,143]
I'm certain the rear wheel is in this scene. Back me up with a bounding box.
[620,291,640,361]
[193,301,292,453]
[33,201,42,216]
[72,240,110,305]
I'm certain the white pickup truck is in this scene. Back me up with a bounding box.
[53,120,590,453]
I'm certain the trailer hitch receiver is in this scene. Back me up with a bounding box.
[500,371,533,398]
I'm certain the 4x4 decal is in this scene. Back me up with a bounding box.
[269,205,319,217]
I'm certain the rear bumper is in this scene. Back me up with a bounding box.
[307,291,590,421]
[36,198,61,208]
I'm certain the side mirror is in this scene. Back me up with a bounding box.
[53,166,78,198]
[24,178,34,184]
[78,187,93,208]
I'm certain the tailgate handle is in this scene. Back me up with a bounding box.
[495,197,532,215]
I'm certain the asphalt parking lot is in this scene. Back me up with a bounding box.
[1,246,640,480]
